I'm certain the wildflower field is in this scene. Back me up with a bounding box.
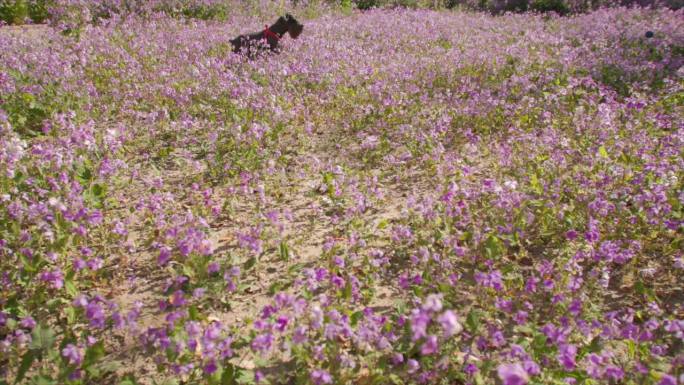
[0,4,683,385]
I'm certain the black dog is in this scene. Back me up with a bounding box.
[230,14,303,57]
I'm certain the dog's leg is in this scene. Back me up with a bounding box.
[230,36,242,54]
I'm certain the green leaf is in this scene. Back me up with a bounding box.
[77,165,93,185]
[598,145,609,159]
[29,325,55,351]
[466,309,480,332]
[243,256,257,271]
[119,380,137,385]
[484,234,503,260]
[279,241,289,262]
[181,263,195,279]
[626,340,636,359]
[95,360,122,374]
[83,341,105,368]
[15,351,36,384]
[530,173,543,195]
[64,278,78,297]
[342,280,352,300]
[189,305,201,321]
[65,307,76,324]
[92,183,106,198]
[221,363,236,385]
[350,310,364,327]
[634,280,646,295]
[388,373,403,384]
[236,369,255,385]
[30,376,57,385]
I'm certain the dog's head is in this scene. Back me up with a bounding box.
[282,13,303,39]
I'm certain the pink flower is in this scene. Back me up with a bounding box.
[62,344,83,366]
[310,369,332,385]
[437,310,462,337]
[420,335,439,355]
[497,363,529,385]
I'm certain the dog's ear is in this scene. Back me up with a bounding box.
[285,13,293,20]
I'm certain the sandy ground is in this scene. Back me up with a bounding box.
[0,24,50,38]
[1,22,422,383]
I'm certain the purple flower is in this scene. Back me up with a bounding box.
[218,337,233,358]
[391,353,404,365]
[73,258,87,270]
[39,269,64,289]
[523,360,540,376]
[203,359,217,375]
[557,344,578,370]
[422,294,443,312]
[437,310,462,337]
[20,316,36,329]
[658,374,676,385]
[73,295,88,307]
[491,330,506,347]
[605,366,624,381]
[207,261,220,274]
[86,258,104,271]
[584,227,600,243]
[158,247,171,266]
[292,326,308,345]
[62,344,83,365]
[407,359,420,374]
[203,322,222,342]
[497,363,529,385]
[170,290,186,307]
[85,302,105,328]
[310,369,332,385]
[331,275,345,288]
[251,333,273,352]
[464,362,478,376]
[275,315,289,332]
[410,309,430,341]
[420,335,439,355]
[192,288,206,298]
[584,353,603,378]
[68,369,82,381]
[514,311,528,325]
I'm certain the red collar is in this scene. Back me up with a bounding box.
[263,25,280,41]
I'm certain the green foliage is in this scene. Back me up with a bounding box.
[530,0,569,14]
[355,0,383,9]
[180,4,231,21]
[597,64,630,97]
[0,0,28,25]
[0,0,50,25]
[27,0,48,22]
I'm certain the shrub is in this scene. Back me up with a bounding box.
[0,0,29,24]
[530,0,569,14]
[597,64,630,97]
[355,0,383,9]
[28,0,49,22]
[181,3,231,21]
[0,0,52,24]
